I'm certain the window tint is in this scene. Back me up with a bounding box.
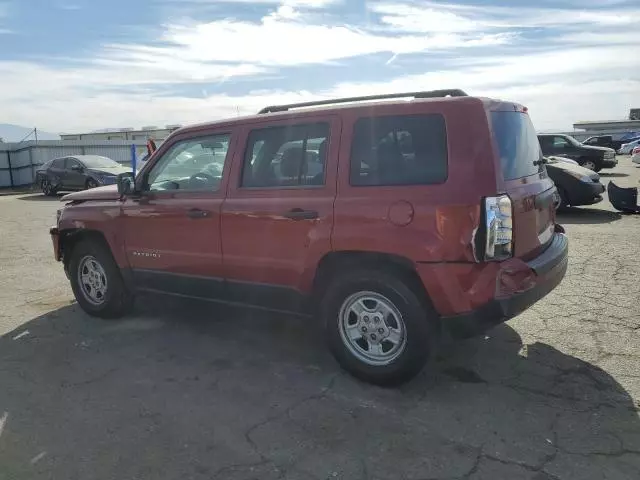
[147,134,231,191]
[491,112,542,180]
[553,136,570,148]
[65,158,81,169]
[241,123,329,188]
[52,158,65,169]
[349,114,447,186]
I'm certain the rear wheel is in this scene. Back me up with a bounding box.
[41,178,57,196]
[68,239,134,318]
[321,268,437,386]
[581,159,597,171]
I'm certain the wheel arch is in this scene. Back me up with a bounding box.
[311,251,432,310]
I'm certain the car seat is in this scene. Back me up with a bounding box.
[279,146,307,185]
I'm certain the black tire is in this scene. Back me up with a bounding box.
[86,178,99,189]
[557,186,570,210]
[41,178,57,196]
[321,268,437,386]
[68,239,134,318]
[580,158,597,171]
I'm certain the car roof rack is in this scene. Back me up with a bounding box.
[257,89,468,114]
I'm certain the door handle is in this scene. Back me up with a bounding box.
[186,208,210,219]
[283,208,319,220]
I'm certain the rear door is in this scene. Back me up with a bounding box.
[491,110,557,259]
[48,158,66,189]
[221,116,339,309]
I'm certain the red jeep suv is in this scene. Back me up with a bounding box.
[50,90,568,385]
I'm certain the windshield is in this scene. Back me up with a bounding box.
[565,135,582,147]
[81,156,119,168]
[491,111,543,180]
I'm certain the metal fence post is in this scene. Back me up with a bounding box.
[7,150,14,188]
[131,144,137,177]
[28,147,35,184]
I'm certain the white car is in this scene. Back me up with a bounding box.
[618,137,640,154]
[632,146,640,165]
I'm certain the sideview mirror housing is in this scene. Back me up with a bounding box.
[117,172,135,196]
[71,165,83,172]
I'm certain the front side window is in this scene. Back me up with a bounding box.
[349,114,447,186]
[146,134,231,191]
[241,123,329,188]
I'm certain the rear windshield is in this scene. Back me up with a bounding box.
[491,111,542,180]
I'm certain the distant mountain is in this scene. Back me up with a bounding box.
[0,124,60,142]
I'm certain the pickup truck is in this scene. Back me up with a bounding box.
[538,134,617,172]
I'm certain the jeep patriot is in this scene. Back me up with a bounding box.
[50,89,568,386]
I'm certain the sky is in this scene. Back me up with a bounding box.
[0,0,638,134]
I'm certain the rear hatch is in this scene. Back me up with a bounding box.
[490,109,557,260]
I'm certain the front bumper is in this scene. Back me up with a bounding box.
[570,181,605,206]
[601,156,618,168]
[442,231,569,338]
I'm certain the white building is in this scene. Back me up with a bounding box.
[60,125,181,142]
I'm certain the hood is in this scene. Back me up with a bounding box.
[87,165,131,176]
[579,144,615,154]
[547,161,600,180]
[61,185,120,202]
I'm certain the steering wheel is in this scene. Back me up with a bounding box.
[188,171,217,188]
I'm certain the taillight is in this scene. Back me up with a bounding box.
[481,195,513,261]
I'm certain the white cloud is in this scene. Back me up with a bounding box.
[370,1,639,31]
[1,0,639,132]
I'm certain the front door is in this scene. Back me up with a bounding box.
[120,131,236,298]
[65,157,86,189]
[221,116,340,310]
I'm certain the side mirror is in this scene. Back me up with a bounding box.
[71,165,83,172]
[117,172,135,196]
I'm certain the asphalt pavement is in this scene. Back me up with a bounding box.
[1,157,639,480]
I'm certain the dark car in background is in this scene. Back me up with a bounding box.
[582,135,626,151]
[545,156,605,209]
[538,133,616,172]
[35,155,131,196]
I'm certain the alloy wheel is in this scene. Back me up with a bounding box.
[338,291,407,366]
[77,255,108,305]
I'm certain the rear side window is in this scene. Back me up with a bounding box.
[241,123,329,188]
[491,112,542,180]
[350,114,447,186]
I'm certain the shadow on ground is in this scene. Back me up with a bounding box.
[600,173,630,178]
[17,193,65,201]
[557,207,622,224]
[1,297,639,479]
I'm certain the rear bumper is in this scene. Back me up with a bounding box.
[442,231,569,338]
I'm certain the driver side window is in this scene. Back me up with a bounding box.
[147,134,231,192]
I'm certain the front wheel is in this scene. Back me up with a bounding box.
[86,178,99,189]
[68,240,134,318]
[322,269,437,386]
